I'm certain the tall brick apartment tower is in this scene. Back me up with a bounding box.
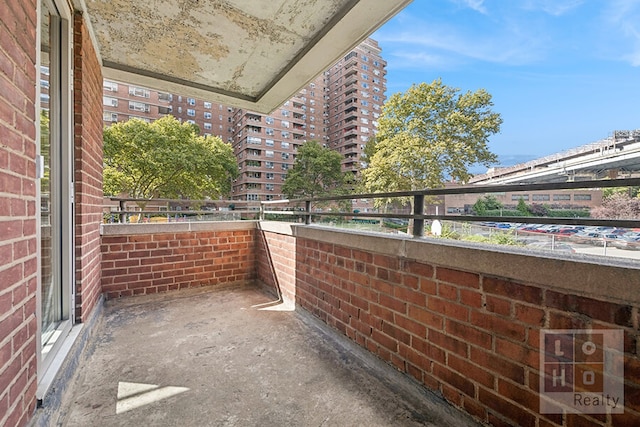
[231,38,387,202]
[324,38,386,176]
[101,38,386,203]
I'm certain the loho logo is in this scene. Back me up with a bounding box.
[540,329,624,414]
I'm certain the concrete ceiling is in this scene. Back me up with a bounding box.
[80,0,411,113]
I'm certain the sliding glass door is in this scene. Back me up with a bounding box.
[38,0,74,378]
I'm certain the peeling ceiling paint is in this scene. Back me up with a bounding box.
[82,0,411,112]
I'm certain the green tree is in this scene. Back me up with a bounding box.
[361,79,502,197]
[472,195,503,215]
[516,197,531,216]
[103,116,238,202]
[282,140,353,200]
[602,186,639,199]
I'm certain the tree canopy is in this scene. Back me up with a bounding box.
[472,195,503,215]
[282,140,352,200]
[592,192,640,219]
[103,116,238,200]
[361,79,502,197]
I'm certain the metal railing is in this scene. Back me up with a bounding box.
[103,198,261,223]
[259,177,640,237]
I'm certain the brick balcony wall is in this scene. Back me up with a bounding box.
[73,12,104,322]
[100,222,256,299]
[256,224,640,427]
[0,1,39,426]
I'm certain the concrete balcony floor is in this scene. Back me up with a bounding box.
[55,285,480,426]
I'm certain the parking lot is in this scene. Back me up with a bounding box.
[445,221,640,261]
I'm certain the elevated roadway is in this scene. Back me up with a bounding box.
[471,130,640,185]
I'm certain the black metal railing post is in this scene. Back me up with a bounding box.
[119,200,126,224]
[305,200,311,225]
[413,194,424,237]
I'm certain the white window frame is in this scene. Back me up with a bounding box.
[36,0,75,400]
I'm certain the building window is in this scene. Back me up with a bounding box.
[129,86,150,98]
[265,150,274,158]
[281,152,289,160]
[204,101,212,109]
[512,194,529,201]
[103,112,118,122]
[204,112,212,119]
[247,136,261,145]
[266,184,275,191]
[532,194,550,201]
[281,142,289,149]
[361,64,369,71]
[265,162,275,169]
[281,109,289,117]
[187,109,195,117]
[265,139,274,147]
[188,98,196,106]
[281,163,289,170]
[281,120,290,128]
[266,173,275,180]
[129,101,150,112]
[247,194,260,201]
[103,80,118,91]
[281,131,289,139]
[266,128,274,136]
[39,0,74,385]
[574,194,592,201]
[553,194,572,201]
[204,123,212,130]
[265,117,274,124]
[103,96,118,107]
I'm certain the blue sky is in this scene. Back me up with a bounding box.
[373,0,640,165]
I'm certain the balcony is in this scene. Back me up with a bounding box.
[53,280,477,426]
[44,180,640,426]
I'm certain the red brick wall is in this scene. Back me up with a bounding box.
[256,229,640,427]
[255,228,297,302]
[101,228,256,298]
[0,1,39,426]
[73,12,104,322]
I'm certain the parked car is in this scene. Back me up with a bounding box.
[590,234,622,246]
[572,232,602,244]
[611,236,640,250]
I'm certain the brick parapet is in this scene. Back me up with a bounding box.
[73,12,104,322]
[256,223,640,427]
[100,222,256,298]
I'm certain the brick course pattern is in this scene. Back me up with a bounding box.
[255,229,297,302]
[0,1,39,426]
[256,231,640,427]
[73,12,104,322]
[101,230,256,298]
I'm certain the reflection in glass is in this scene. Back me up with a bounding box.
[40,1,63,359]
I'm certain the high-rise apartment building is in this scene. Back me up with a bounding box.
[102,38,387,202]
[324,38,387,175]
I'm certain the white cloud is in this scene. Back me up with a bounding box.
[603,0,640,66]
[451,0,488,14]
[521,0,584,16]
[377,26,546,68]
